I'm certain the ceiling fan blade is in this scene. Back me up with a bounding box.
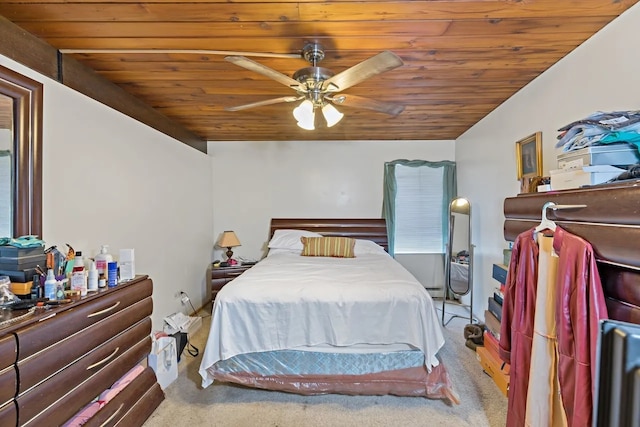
[324,51,403,92]
[225,96,301,112]
[225,56,303,90]
[330,94,405,116]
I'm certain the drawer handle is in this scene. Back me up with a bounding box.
[99,403,124,427]
[87,301,121,318]
[227,272,243,277]
[86,347,120,370]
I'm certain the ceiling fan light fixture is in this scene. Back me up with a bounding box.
[322,103,344,127]
[293,100,315,130]
[293,99,314,122]
[296,119,315,130]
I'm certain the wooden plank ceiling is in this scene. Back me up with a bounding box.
[0,0,638,143]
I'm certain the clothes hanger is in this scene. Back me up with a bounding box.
[534,202,557,234]
[534,201,588,236]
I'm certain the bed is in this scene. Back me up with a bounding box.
[449,261,469,294]
[198,218,458,404]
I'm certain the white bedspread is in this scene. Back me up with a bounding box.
[199,251,445,388]
[450,261,469,282]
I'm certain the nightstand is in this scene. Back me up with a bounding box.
[210,264,254,299]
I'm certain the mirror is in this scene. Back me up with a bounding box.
[442,197,474,326]
[0,64,42,238]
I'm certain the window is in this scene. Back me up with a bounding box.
[383,160,456,256]
[394,164,444,253]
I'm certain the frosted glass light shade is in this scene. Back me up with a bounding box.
[293,100,313,121]
[322,103,344,127]
[293,100,315,130]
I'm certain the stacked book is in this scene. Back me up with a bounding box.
[476,263,510,397]
[484,263,507,340]
[0,245,46,297]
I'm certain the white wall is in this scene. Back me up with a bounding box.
[0,54,214,330]
[208,139,455,289]
[456,3,640,321]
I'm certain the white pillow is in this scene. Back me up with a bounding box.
[353,239,388,256]
[267,229,323,250]
[266,248,301,257]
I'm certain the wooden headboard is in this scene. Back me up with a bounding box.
[269,218,389,252]
[503,179,640,324]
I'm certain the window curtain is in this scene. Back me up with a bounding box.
[382,159,457,256]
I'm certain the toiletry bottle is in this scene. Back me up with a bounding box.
[95,245,113,287]
[88,260,99,292]
[30,275,40,299]
[70,251,88,297]
[119,249,135,281]
[44,269,57,300]
[107,261,118,288]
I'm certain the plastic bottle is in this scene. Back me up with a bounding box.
[44,269,57,300]
[107,261,118,288]
[95,245,113,288]
[30,274,41,299]
[70,251,88,296]
[88,260,99,292]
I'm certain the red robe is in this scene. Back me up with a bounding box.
[553,227,608,427]
[499,229,539,427]
[499,227,607,427]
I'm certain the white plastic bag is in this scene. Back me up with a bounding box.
[148,335,178,389]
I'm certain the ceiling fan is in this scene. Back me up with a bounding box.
[224,43,405,129]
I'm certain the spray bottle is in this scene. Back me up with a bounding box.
[44,269,57,300]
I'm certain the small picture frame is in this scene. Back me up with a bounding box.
[515,132,542,179]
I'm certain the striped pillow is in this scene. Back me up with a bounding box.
[300,236,356,258]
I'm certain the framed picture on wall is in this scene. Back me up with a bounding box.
[515,132,542,179]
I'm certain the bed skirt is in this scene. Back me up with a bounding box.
[206,352,459,404]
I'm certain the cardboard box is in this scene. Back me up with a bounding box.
[484,310,501,340]
[476,346,510,397]
[557,143,640,169]
[10,281,32,296]
[550,165,625,191]
[492,263,508,285]
[483,331,510,375]
[503,250,512,267]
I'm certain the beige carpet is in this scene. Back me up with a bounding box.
[143,302,507,427]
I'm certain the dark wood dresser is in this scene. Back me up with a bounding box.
[503,181,640,322]
[0,275,164,427]
[210,264,253,298]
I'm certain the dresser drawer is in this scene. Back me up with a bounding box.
[0,400,16,427]
[0,366,16,407]
[211,276,231,292]
[17,297,153,394]
[0,335,16,370]
[16,278,152,360]
[211,265,252,293]
[17,320,151,426]
[83,367,160,427]
[114,382,164,427]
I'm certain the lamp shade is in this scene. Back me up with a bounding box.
[322,103,344,127]
[217,231,241,248]
[293,100,315,130]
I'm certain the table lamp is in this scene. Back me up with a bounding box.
[217,231,241,264]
